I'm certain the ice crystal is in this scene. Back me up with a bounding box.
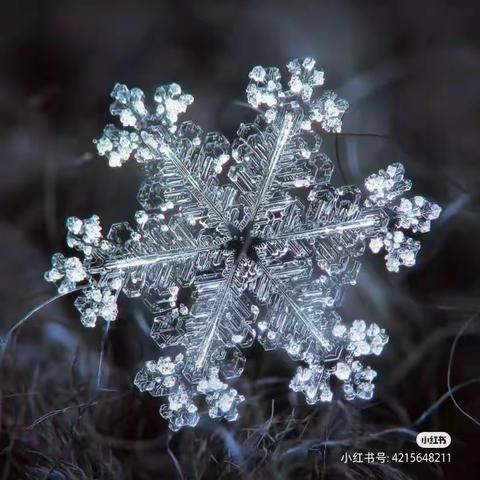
[45,58,441,431]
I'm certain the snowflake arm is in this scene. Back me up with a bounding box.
[95,83,234,230]
[253,258,389,403]
[44,214,226,327]
[135,254,255,430]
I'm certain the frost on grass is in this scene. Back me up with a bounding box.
[45,58,441,431]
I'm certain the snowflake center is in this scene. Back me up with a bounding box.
[226,225,262,262]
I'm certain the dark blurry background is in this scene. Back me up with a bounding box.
[1,1,480,479]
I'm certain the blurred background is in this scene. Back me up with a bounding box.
[1,1,479,478]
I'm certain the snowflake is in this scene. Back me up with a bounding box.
[44,58,441,431]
